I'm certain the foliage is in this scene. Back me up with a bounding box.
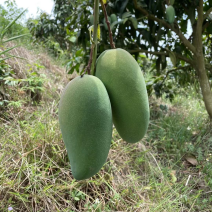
[0,11,212,209]
[0,8,29,106]
[26,1,74,50]
[66,48,85,74]
[26,1,212,104]
[0,9,28,60]
[0,62,46,107]
[0,1,28,37]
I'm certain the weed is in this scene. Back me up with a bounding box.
[1,42,212,212]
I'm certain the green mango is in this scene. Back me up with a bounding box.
[95,49,149,143]
[59,75,112,180]
[166,6,175,24]
[110,14,118,23]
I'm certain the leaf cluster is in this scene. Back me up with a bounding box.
[26,0,212,101]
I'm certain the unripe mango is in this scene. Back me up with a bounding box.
[110,14,118,23]
[95,49,149,143]
[59,75,112,180]
[166,5,175,24]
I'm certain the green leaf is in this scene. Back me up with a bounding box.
[75,57,81,63]
[180,20,187,33]
[43,185,53,192]
[75,49,82,57]
[206,25,212,34]
[75,63,80,72]
[122,11,131,19]
[129,17,138,29]
[169,51,176,67]
[156,24,163,43]
[139,54,146,58]
[122,18,128,24]
[110,14,118,23]
[68,66,75,74]
[137,1,147,7]
[187,7,195,25]
[3,33,30,43]
[110,20,123,30]
[181,60,185,66]
[66,61,73,69]
[1,9,27,39]
[115,0,129,15]
[69,36,77,43]
[0,45,20,56]
[156,57,161,72]
[161,55,166,63]
[162,59,167,70]
[74,197,80,201]
[170,0,175,5]
[0,55,16,62]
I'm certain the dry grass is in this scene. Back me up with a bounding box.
[0,101,186,212]
[4,41,68,83]
[1,44,212,212]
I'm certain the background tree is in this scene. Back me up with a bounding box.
[27,0,212,119]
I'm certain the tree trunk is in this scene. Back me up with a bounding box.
[193,0,212,120]
[194,53,212,119]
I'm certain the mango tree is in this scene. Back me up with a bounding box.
[27,0,212,119]
[131,0,212,119]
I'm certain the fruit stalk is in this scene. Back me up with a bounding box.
[91,0,100,75]
[84,45,94,75]
[100,0,115,49]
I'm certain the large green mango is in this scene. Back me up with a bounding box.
[59,75,112,180]
[95,49,149,143]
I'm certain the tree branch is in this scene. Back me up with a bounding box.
[129,49,168,56]
[193,0,204,58]
[197,0,204,25]
[133,0,196,53]
[161,65,191,84]
[84,45,94,75]
[129,48,194,65]
[203,7,212,20]
[174,53,194,66]
[202,21,212,32]
[100,0,115,48]
[90,0,99,75]
[166,65,191,74]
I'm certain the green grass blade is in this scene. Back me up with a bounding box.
[3,53,27,60]
[3,33,30,43]
[1,9,27,39]
[0,45,20,56]
[0,55,16,61]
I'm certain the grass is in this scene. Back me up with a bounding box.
[1,47,212,211]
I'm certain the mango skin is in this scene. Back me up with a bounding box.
[95,48,149,143]
[166,5,175,24]
[59,75,112,180]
